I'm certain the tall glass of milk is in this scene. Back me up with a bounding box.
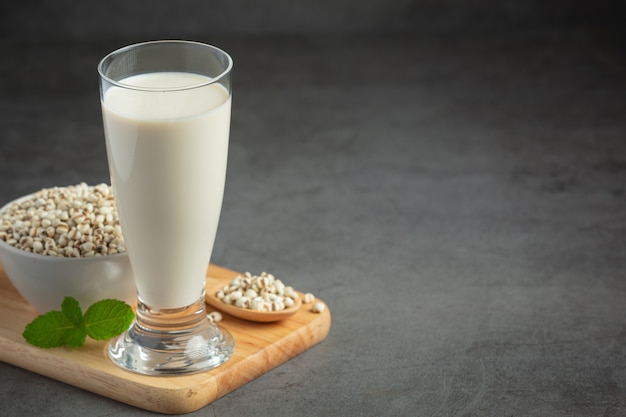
[98,40,234,375]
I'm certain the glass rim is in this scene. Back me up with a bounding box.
[97,39,233,92]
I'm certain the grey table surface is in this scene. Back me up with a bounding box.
[1,28,625,416]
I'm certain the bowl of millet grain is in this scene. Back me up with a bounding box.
[0,183,136,313]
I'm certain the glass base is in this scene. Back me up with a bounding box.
[108,293,234,376]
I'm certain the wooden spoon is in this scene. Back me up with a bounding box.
[205,281,302,322]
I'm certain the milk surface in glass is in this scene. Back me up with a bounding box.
[101,72,231,309]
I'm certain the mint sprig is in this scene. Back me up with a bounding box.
[23,297,135,349]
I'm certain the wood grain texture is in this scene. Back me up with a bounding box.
[0,263,331,414]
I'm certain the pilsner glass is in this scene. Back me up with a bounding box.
[98,40,234,375]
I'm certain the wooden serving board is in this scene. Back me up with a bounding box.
[0,263,331,414]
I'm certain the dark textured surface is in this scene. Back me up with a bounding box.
[1,2,626,416]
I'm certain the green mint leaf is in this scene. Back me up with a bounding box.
[61,296,83,326]
[22,311,85,348]
[62,325,88,348]
[83,299,135,341]
[23,297,134,349]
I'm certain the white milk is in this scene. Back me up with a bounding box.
[101,72,231,309]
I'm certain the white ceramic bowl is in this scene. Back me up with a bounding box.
[0,193,136,313]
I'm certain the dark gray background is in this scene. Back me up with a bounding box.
[1,1,621,38]
[1,1,625,416]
